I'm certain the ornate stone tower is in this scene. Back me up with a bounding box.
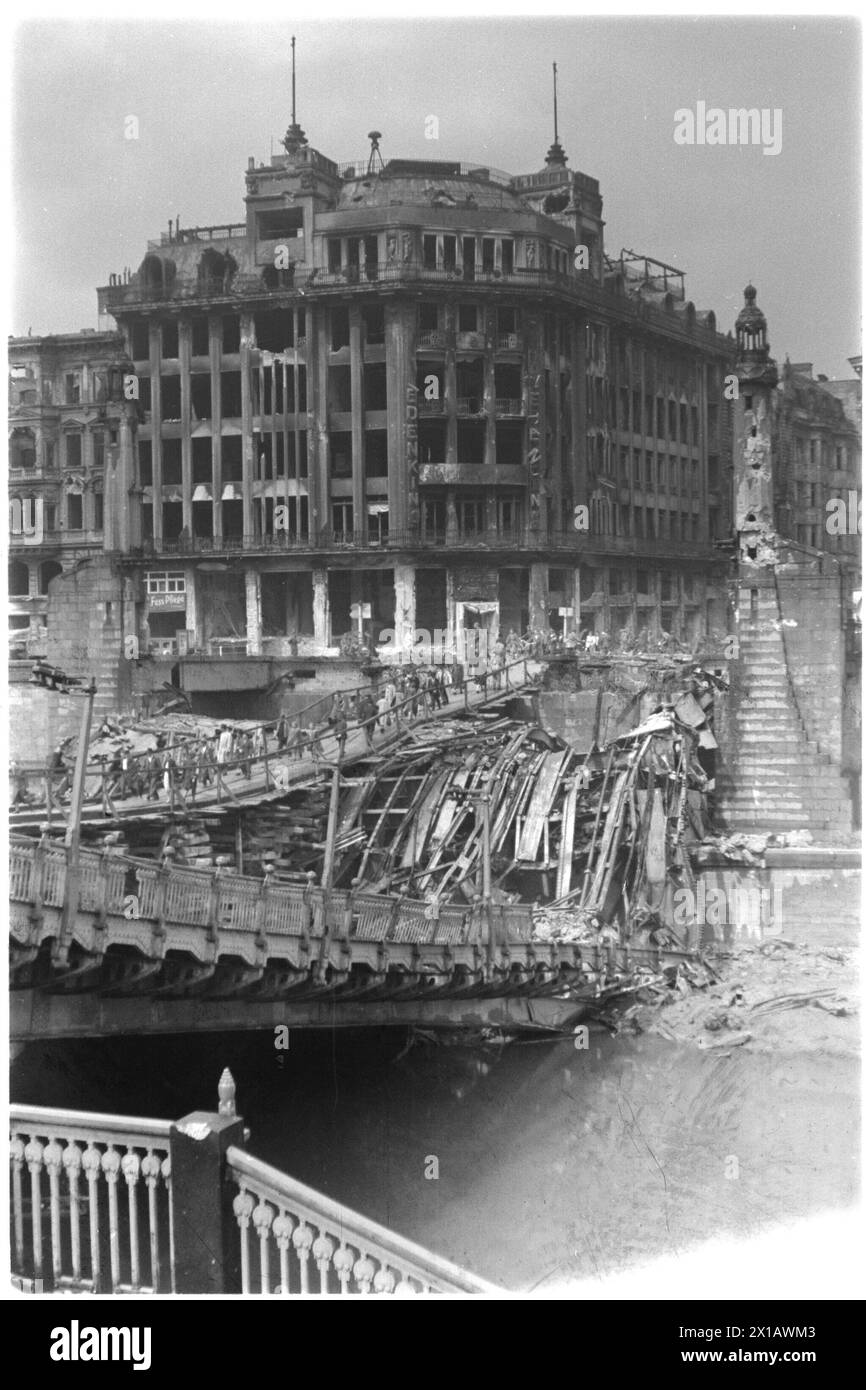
[733,284,778,563]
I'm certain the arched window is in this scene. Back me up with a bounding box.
[8,560,30,596]
[38,560,63,594]
[9,428,36,469]
[198,248,237,297]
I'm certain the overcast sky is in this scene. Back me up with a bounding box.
[11,15,861,378]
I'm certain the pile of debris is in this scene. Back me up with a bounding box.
[336,705,710,951]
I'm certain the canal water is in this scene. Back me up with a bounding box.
[13,1025,858,1292]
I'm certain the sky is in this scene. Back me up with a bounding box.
[10,14,862,378]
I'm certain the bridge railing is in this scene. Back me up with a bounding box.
[18,655,534,820]
[227,1146,498,1295]
[10,1104,174,1295]
[10,1073,498,1296]
[9,835,535,949]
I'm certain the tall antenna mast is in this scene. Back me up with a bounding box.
[283,34,307,155]
[545,61,567,168]
[553,62,559,145]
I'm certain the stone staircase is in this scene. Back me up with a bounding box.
[715,593,854,841]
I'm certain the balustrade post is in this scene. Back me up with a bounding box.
[169,1068,246,1294]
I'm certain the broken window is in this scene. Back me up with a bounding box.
[328,239,342,273]
[257,208,303,239]
[161,321,178,359]
[65,373,81,405]
[363,303,385,346]
[419,302,439,333]
[328,365,352,414]
[162,439,182,486]
[496,422,524,467]
[495,363,522,405]
[137,440,153,488]
[330,432,353,478]
[131,322,150,360]
[223,317,241,354]
[463,237,476,281]
[161,376,181,420]
[364,363,387,411]
[222,436,243,483]
[423,235,437,271]
[331,307,350,351]
[443,236,457,272]
[191,374,211,420]
[419,419,447,464]
[481,238,495,274]
[501,239,514,275]
[221,371,242,418]
[192,437,212,485]
[457,421,486,465]
[67,493,83,529]
[366,430,388,477]
[497,495,520,534]
[255,310,293,353]
[458,304,479,334]
[9,429,36,470]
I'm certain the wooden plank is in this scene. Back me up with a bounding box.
[516,750,569,861]
[556,779,579,900]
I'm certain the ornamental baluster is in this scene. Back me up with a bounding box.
[353,1250,375,1294]
[121,1150,142,1290]
[232,1189,255,1294]
[333,1242,355,1295]
[292,1219,313,1294]
[10,1135,25,1270]
[44,1137,64,1285]
[395,1272,417,1296]
[82,1143,102,1289]
[252,1198,274,1293]
[24,1136,45,1278]
[160,1155,176,1293]
[62,1142,83,1284]
[272,1211,295,1295]
[312,1229,335,1294]
[373,1263,395,1296]
[141,1151,162,1292]
[101,1145,122,1290]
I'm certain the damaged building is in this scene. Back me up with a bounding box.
[9,102,736,748]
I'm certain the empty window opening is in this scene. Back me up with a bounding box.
[457,421,486,464]
[419,302,439,333]
[330,432,353,478]
[162,438,182,486]
[363,304,385,346]
[364,363,387,411]
[192,437,212,485]
[161,321,178,359]
[191,316,210,356]
[192,500,213,539]
[222,436,243,483]
[458,304,479,334]
[331,308,350,351]
[131,322,150,360]
[419,419,447,464]
[161,376,181,420]
[366,430,388,477]
[223,316,241,354]
[191,374,211,420]
[328,365,352,414]
[496,421,524,467]
[255,310,294,353]
[257,208,304,239]
[221,371,242,417]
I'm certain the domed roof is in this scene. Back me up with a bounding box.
[735,284,767,334]
[336,171,529,214]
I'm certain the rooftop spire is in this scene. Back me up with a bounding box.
[282,35,308,157]
[545,62,568,168]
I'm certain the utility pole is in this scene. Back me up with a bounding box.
[28,664,97,966]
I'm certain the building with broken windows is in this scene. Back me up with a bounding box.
[10,109,742,749]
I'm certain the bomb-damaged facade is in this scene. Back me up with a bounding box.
[10,112,739,734]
